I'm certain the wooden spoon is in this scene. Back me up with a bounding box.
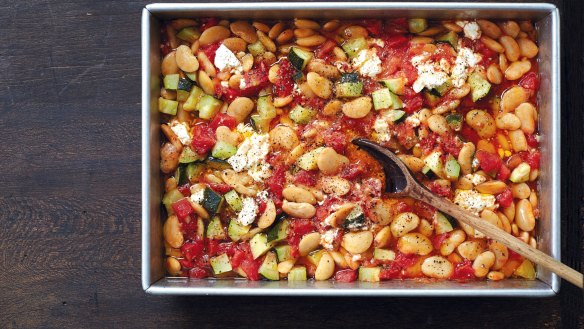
[352,138,583,288]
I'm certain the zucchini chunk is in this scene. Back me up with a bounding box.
[203,187,224,216]
[228,219,251,242]
[182,86,204,112]
[289,105,316,124]
[446,113,463,131]
[210,253,232,274]
[336,82,363,98]
[163,74,180,90]
[296,147,324,171]
[196,95,223,120]
[380,77,406,95]
[258,251,279,280]
[373,248,396,261]
[275,245,293,262]
[257,95,277,119]
[444,156,461,180]
[358,267,381,282]
[288,47,313,70]
[211,141,237,160]
[206,216,227,240]
[287,266,307,281]
[408,18,428,33]
[343,205,367,231]
[206,157,232,170]
[434,211,456,234]
[250,233,273,259]
[468,72,492,102]
[247,40,266,56]
[267,217,290,243]
[436,31,459,49]
[162,189,184,214]
[179,146,205,164]
[224,190,243,212]
[340,72,360,83]
[158,97,178,115]
[176,27,201,43]
[251,114,272,133]
[185,162,205,183]
[341,37,367,58]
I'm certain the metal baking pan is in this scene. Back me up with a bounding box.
[142,2,561,296]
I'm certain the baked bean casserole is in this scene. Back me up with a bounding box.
[158,18,541,282]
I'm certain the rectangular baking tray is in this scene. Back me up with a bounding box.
[142,2,561,296]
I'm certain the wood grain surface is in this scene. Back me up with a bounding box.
[0,0,581,328]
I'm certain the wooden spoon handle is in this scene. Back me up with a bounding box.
[412,185,583,289]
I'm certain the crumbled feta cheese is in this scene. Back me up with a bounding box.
[239,78,247,89]
[227,131,271,182]
[405,112,421,127]
[220,80,229,88]
[369,38,385,47]
[237,197,258,226]
[352,49,382,78]
[320,229,339,250]
[463,22,482,40]
[214,44,242,72]
[189,188,205,204]
[464,174,487,186]
[293,83,301,94]
[256,190,269,201]
[472,157,480,170]
[453,189,496,215]
[456,21,482,40]
[352,254,362,262]
[411,60,451,93]
[451,47,482,87]
[170,122,191,145]
[373,117,391,142]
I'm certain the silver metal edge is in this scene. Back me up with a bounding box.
[141,7,153,292]
[142,2,560,296]
[550,7,561,294]
[146,2,558,13]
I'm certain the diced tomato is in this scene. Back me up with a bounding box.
[191,123,216,154]
[362,78,382,94]
[287,219,316,257]
[216,242,236,256]
[412,201,436,220]
[520,151,540,170]
[526,134,539,148]
[394,252,419,268]
[240,259,261,281]
[199,17,219,31]
[441,133,463,158]
[188,267,208,279]
[382,33,409,49]
[342,114,375,135]
[497,164,511,181]
[273,59,295,97]
[207,182,232,194]
[475,39,497,64]
[419,133,438,155]
[294,170,319,187]
[209,113,237,131]
[432,233,451,250]
[181,239,205,261]
[182,216,199,240]
[380,265,402,280]
[172,198,194,219]
[200,42,221,63]
[340,163,366,180]
[475,149,502,173]
[360,19,383,36]
[396,201,412,213]
[496,188,513,208]
[459,124,481,144]
[178,184,191,197]
[241,61,270,93]
[335,269,358,282]
[451,260,476,281]
[257,199,267,214]
[428,181,453,198]
[314,39,337,61]
[519,72,540,92]
[230,248,246,269]
[323,131,347,154]
[265,164,286,198]
[315,197,340,223]
[395,122,418,149]
[207,239,220,256]
[508,249,523,261]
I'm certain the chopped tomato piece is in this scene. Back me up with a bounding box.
[181,239,205,261]
[188,267,208,279]
[172,198,194,219]
[178,184,191,197]
[294,170,319,187]
[360,19,383,36]
[314,39,337,61]
[432,232,451,250]
[323,131,347,154]
[265,165,286,198]
[207,183,232,194]
[496,188,513,208]
[191,123,216,154]
[520,151,541,170]
[519,72,540,92]
[340,163,366,180]
[497,164,511,181]
[335,269,358,282]
[207,239,220,256]
[209,113,237,131]
[526,134,539,148]
[200,17,219,31]
[459,124,481,144]
[240,259,261,281]
[200,42,221,63]
[273,59,295,97]
[451,260,476,281]
[380,265,402,280]
[475,149,502,173]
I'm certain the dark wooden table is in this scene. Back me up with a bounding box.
[0,0,582,328]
